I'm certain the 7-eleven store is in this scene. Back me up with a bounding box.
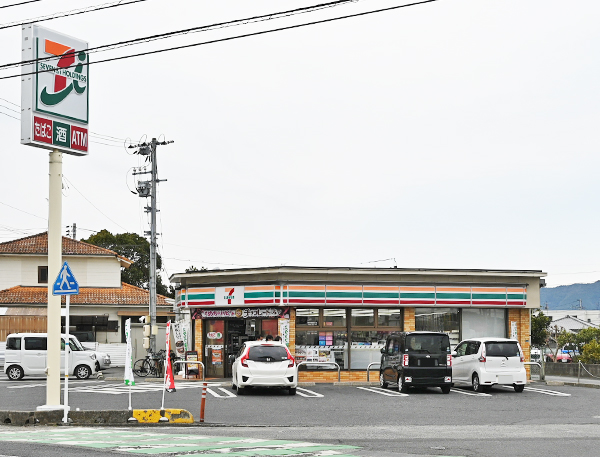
[170,267,546,382]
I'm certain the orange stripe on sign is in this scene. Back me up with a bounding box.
[364,286,398,291]
[507,288,525,293]
[245,286,273,291]
[188,287,215,293]
[400,286,435,292]
[327,285,362,291]
[45,39,71,56]
[437,287,470,292]
[289,285,325,291]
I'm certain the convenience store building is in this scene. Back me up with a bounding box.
[170,267,546,382]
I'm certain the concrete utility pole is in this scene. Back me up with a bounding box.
[131,138,172,354]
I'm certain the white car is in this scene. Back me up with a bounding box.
[231,341,298,395]
[451,337,527,392]
[94,351,111,371]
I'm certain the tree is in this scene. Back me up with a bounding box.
[531,311,552,347]
[81,229,174,298]
[580,340,600,364]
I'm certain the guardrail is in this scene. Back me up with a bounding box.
[366,362,381,382]
[173,360,205,381]
[525,361,543,381]
[297,361,341,382]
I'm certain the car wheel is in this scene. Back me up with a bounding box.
[237,385,246,395]
[289,387,296,395]
[398,375,409,393]
[514,384,525,393]
[472,373,484,393]
[379,373,388,389]
[75,365,91,380]
[95,361,100,372]
[441,385,451,394]
[6,365,24,380]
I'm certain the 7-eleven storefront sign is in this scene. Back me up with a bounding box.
[21,24,89,156]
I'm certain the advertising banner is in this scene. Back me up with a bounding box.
[171,320,190,358]
[21,24,89,155]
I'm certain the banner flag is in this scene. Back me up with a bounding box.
[124,318,135,386]
[164,320,176,392]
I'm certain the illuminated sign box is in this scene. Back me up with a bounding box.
[21,24,89,156]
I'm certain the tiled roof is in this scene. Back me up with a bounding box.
[0,232,132,265]
[552,315,600,331]
[0,283,171,307]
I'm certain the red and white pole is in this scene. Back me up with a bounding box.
[200,382,207,423]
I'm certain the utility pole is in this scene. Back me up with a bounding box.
[131,137,173,353]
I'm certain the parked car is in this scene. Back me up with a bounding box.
[452,337,526,392]
[4,332,97,380]
[379,331,453,394]
[546,352,572,363]
[231,341,298,395]
[94,351,111,371]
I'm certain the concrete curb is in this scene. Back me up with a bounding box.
[545,380,600,389]
[0,409,193,426]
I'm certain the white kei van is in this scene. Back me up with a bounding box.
[4,333,97,380]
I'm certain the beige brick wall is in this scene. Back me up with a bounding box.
[289,308,296,357]
[404,307,415,331]
[509,308,531,377]
[194,318,203,363]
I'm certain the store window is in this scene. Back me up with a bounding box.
[415,308,460,347]
[296,308,402,370]
[461,308,506,340]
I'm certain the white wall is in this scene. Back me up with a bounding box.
[0,254,122,289]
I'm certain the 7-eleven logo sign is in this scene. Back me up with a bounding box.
[39,39,88,106]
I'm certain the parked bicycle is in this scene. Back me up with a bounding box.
[133,349,166,378]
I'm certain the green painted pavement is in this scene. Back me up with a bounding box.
[0,428,359,456]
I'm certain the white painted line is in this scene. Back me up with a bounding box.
[357,386,409,397]
[500,385,571,396]
[450,388,491,397]
[205,387,237,398]
[296,387,324,398]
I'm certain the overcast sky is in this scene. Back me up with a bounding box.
[1,0,599,289]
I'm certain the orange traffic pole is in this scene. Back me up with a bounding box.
[200,382,207,423]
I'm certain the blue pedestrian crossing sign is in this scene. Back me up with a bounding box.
[52,262,79,295]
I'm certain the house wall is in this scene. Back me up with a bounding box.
[0,255,122,290]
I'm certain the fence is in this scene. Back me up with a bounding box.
[0,316,47,341]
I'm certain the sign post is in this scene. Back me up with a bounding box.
[21,24,89,410]
[52,261,79,423]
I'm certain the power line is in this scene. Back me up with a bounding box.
[0,0,357,72]
[0,0,41,9]
[0,0,150,31]
[0,0,439,81]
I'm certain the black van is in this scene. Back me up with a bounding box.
[379,331,452,394]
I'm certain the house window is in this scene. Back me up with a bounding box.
[38,266,48,284]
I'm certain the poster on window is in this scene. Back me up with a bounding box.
[172,320,190,357]
[278,318,290,346]
[212,348,223,365]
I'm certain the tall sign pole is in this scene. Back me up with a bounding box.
[149,138,158,353]
[21,24,89,410]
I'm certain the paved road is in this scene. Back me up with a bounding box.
[1,370,600,456]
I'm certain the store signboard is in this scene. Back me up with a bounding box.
[21,24,89,156]
[193,307,290,320]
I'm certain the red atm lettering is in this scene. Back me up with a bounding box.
[70,126,88,152]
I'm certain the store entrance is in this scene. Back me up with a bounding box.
[203,318,280,378]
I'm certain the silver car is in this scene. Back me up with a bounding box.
[451,337,526,392]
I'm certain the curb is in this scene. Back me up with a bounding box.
[0,409,193,426]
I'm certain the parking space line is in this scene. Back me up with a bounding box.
[356,387,409,397]
[450,388,491,397]
[296,387,324,398]
[206,387,237,398]
[500,385,571,396]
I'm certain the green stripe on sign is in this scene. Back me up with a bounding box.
[507,294,525,299]
[472,293,506,300]
[327,292,363,298]
[244,291,274,299]
[187,293,215,300]
[363,292,399,299]
[289,291,326,298]
[436,293,471,299]
[400,293,435,299]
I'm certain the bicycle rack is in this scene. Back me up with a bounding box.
[366,362,381,382]
[296,361,341,382]
[173,360,206,381]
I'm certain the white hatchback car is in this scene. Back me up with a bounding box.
[452,338,527,392]
[231,341,298,395]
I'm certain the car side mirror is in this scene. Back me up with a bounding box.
[451,351,457,357]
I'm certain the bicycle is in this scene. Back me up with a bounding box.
[133,349,166,378]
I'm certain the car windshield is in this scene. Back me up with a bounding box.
[248,345,288,361]
[407,334,450,353]
[69,337,85,351]
[485,341,520,357]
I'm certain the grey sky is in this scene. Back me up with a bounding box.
[1,0,599,288]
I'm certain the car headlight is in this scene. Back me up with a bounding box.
[90,354,96,360]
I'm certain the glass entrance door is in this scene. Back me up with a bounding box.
[204,320,225,378]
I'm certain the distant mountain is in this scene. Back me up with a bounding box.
[540,281,600,310]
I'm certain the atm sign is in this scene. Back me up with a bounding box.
[33,116,88,152]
